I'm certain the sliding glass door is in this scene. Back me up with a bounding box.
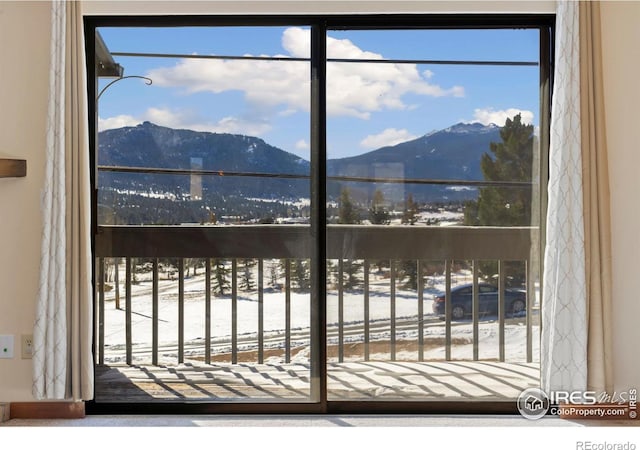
[89,16,551,410]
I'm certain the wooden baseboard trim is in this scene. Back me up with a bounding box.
[9,401,85,419]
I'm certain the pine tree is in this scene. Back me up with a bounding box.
[338,187,361,224]
[399,260,418,290]
[401,193,419,225]
[239,259,257,291]
[342,259,363,289]
[292,259,310,291]
[464,113,534,227]
[211,258,230,295]
[276,259,310,291]
[463,113,534,285]
[131,257,139,285]
[369,189,390,225]
[326,259,337,286]
[269,260,281,289]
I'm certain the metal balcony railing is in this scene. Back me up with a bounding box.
[94,225,539,367]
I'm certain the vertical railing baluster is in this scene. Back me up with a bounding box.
[258,259,264,364]
[364,260,370,362]
[98,257,105,366]
[417,260,424,362]
[390,259,396,361]
[472,260,479,361]
[445,260,452,361]
[125,257,132,365]
[205,259,211,364]
[498,260,506,362]
[114,258,120,310]
[232,259,238,364]
[285,259,291,363]
[338,259,344,363]
[152,258,159,366]
[526,259,533,363]
[178,259,184,364]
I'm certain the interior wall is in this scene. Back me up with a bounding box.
[600,0,640,393]
[82,1,555,15]
[0,1,51,401]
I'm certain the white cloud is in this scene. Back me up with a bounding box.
[146,27,464,122]
[295,139,309,150]
[98,114,140,131]
[360,128,418,149]
[422,69,434,79]
[470,107,535,127]
[98,107,271,136]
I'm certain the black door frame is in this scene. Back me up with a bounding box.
[84,13,554,415]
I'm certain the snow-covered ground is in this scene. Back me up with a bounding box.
[101,261,540,365]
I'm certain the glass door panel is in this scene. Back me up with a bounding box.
[325,28,542,401]
[94,25,316,402]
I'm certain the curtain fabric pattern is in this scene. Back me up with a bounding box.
[541,0,588,394]
[33,0,93,401]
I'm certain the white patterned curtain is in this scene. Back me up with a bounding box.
[33,0,93,401]
[540,0,587,394]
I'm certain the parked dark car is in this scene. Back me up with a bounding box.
[432,282,526,320]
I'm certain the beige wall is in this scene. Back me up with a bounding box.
[0,0,637,403]
[0,1,51,401]
[600,0,640,393]
[82,0,555,15]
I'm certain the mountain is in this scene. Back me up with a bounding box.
[327,122,501,202]
[97,121,503,224]
[98,121,310,199]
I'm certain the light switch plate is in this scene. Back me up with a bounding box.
[0,335,14,359]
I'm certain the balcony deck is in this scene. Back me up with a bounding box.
[95,360,540,403]
[94,225,541,407]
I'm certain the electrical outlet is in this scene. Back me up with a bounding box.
[0,335,14,359]
[21,334,33,359]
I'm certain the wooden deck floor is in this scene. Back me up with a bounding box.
[94,360,540,402]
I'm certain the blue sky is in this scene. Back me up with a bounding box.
[97,26,540,160]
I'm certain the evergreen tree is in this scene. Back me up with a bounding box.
[277,259,310,291]
[211,258,230,295]
[239,259,257,291]
[463,113,534,285]
[269,260,281,289]
[401,193,419,225]
[342,259,363,289]
[338,187,361,224]
[131,257,139,285]
[369,189,390,225]
[464,113,534,227]
[292,259,310,291]
[398,260,418,290]
[326,259,337,286]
